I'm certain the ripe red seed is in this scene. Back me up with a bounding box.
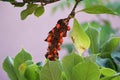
[53,50,57,54]
[47,36,52,42]
[52,29,55,33]
[63,33,67,37]
[48,54,53,58]
[59,38,63,43]
[67,26,70,31]
[57,46,61,50]
[56,24,60,29]
[60,32,64,37]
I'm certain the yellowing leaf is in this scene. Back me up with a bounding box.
[71,18,90,55]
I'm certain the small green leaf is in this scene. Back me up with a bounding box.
[24,64,40,80]
[100,37,120,58]
[21,4,38,20]
[100,67,116,77]
[2,56,18,80]
[72,61,100,80]
[14,49,32,69]
[62,52,84,80]
[1,0,15,2]
[80,5,116,15]
[34,6,45,17]
[40,61,62,80]
[86,25,99,54]
[71,18,90,55]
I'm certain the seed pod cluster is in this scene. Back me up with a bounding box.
[45,18,70,61]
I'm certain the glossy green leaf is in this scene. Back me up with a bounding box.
[86,25,99,54]
[40,61,62,80]
[80,5,116,15]
[71,18,90,55]
[21,4,38,20]
[100,37,120,58]
[84,0,103,8]
[14,49,32,69]
[34,6,45,17]
[24,64,40,80]
[2,56,18,80]
[100,67,116,77]
[62,52,84,80]
[72,61,100,80]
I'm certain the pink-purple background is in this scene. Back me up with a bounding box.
[0,1,120,80]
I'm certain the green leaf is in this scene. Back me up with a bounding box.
[24,64,40,80]
[72,61,100,80]
[40,61,62,80]
[18,60,33,74]
[111,52,120,72]
[71,18,90,55]
[80,5,116,15]
[2,56,18,80]
[84,0,103,8]
[97,57,116,70]
[21,4,38,20]
[34,6,45,17]
[14,49,32,69]
[62,52,84,80]
[100,37,120,58]
[1,0,15,2]
[106,2,120,16]
[85,54,98,62]
[86,25,99,54]
[100,73,120,80]
[100,67,116,77]
[100,21,115,46]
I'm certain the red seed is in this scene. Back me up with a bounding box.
[67,26,70,31]
[52,29,55,33]
[60,32,64,37]
[57,46,61,50]
[63,33,67,37]
[56,24,60,29]
[53,50,57,54]
[47,36,52,42]
[48,54,53,59]
[59,38,63,43]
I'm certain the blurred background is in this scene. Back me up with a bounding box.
[0,0,120,80]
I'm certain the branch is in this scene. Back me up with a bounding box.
[11,0,60,6]
[67,0,82,20]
